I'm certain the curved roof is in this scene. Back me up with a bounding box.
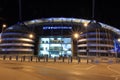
[6,23,30,32]
[10,17,120,35]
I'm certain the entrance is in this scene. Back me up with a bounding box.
[38,36,72,58]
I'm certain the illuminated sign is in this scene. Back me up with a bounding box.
[43,26,72,30]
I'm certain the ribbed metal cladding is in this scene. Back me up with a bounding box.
[0,23,34,55]
[0,18,120,56]
[78,21,115,57]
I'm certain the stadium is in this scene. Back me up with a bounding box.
[0,17,120,58]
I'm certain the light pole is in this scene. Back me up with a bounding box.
[83,22,89,63]
[0,24,6,42]
[83,22,89,57]
[73,32,79,56]
[29,33,34,55]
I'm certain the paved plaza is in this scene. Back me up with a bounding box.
[0,59,120,80]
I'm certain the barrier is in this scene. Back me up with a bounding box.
[0,55,117,64]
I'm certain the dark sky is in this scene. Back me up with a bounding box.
[0,0,120,29]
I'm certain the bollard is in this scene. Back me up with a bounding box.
[3,55,6,60]
[68,57,69,64]
[16,56,18,61]
[78,57,80,64]
[21,56,22,62]
[38,57,40,62]
[30,56,33,62]
[46,56,48,62]
[62,57,64,62]
[87,58,89,64]
[54,57,56,62]
[43,56,46,62]
[36,56,38,62]
[23,56,25,61]
[9,56,12,60]
[70,57,72,63]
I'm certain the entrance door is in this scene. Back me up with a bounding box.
[38,36,72,58]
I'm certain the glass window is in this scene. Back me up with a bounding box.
[39,37,72,58]
[40,38,49,43]
[62,38,71,43]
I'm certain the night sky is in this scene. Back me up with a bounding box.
[0,0,120,29]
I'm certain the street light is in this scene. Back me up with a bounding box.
[83,22,90,63]
[73,32,79,56]
[84,22,88,27]
[29,34,33,38]
[73,33,79,39]
[2,24,6,32]
[0,24,7,42]
[118,38,120,42]
[2,24,7,28]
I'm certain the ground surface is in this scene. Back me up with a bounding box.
[0,60,120,80]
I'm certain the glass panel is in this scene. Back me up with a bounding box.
[39,37,72,58]
[39,44,49,55]
[49,37,61,43]
[62,38,71,43]
[40,38,49,44]
[62,44,72,56]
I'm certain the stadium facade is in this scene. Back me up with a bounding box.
[0,18,120,57]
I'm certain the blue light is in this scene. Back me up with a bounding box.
[43,26,72,30]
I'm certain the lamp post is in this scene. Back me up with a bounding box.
[29,33,34,56]
[83,22,89,56]
[0,24,6,42]
[73,32,79,56]
[83,22,89,63]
